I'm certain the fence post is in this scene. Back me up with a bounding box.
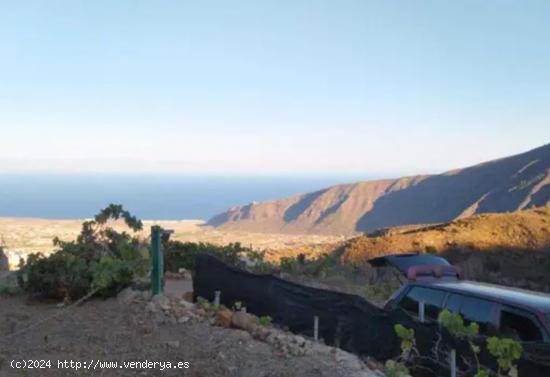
[214,290,221,306]
[418,301,425,323]
[151,225,163,296]
[314,316,319,341]
[450,349,456,377]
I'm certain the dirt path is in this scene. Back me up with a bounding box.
[0,286,381,377]
[164,278,193,298]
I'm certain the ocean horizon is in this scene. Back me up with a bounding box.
[0,174,375,221]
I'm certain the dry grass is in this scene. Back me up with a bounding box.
[341,204,550,264]
[338,205,550,293]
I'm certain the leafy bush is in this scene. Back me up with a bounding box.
[438,309,479,339]
[438,309,486,376]
[22,252,92,300]
[164,240,274,273]
[384,324,415,377]
[279,255,301,273]
[386,311,523,377]
[0,284,21,297]
[244,250,276,273]
[360,281,401,304]
[279,253,338,277]
[394,324,415,356]
[385,359,411,377]
[17,204,148,301]
[487,337,522,377]
[438,309,522,377]
[164,241,245,271]
[258,315,273,327]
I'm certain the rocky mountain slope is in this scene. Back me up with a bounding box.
[339,204,550,292]
[209,143,550,235]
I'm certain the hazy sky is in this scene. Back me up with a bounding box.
[0,1,549,176]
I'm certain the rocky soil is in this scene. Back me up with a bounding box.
[0,278,384,377]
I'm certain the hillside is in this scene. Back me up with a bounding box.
[339,205,550,292]
[0,281,381,377]
[208,143,550,235]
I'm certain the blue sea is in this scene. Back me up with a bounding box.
[0,174,370,220]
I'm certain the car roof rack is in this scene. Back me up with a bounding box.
[407,264,460,281]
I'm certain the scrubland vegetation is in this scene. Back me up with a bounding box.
[8,204,385,304]
[16,205,149,301]
[386,311,523,377]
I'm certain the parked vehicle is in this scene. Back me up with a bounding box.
[369,254,550,343]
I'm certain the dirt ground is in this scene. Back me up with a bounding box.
[0,279,380,377]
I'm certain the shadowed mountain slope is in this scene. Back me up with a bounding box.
[339,205,550,292]
[208,144,550,235]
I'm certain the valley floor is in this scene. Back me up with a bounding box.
[0,217,344,269]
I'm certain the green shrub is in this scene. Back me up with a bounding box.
[0,284,22,297]
[164,241,247,272]
[279,253,338,277]
[386,311,523,377]
[245,250,277,273]
[17,204,148,301]
[487,337,522,377]
[163,240,274,273]
[22,251,92,300]
[384,359,411,377]
[258,315,272,326]
[384,324,415,377]
[394,324,415,355]
[361,281,401,303]
[279,256,300,273]
[438,309,523,377]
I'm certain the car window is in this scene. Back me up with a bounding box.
[398,287,446,320]
[445,293,463,313]
[499,307,544,342]
[444,294,494,334]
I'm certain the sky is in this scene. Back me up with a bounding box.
[0,0,549,177]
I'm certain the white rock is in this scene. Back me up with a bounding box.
[151,294,171,310]
[165,340,180,348]
[178,300,195,310]
[335,349,364,371]
[177,316,190,324]
[293,335,306,347]
[117,287,140,304]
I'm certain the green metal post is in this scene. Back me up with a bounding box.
[151,225,163,295]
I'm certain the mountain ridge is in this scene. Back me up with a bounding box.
[208,143,550,235]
